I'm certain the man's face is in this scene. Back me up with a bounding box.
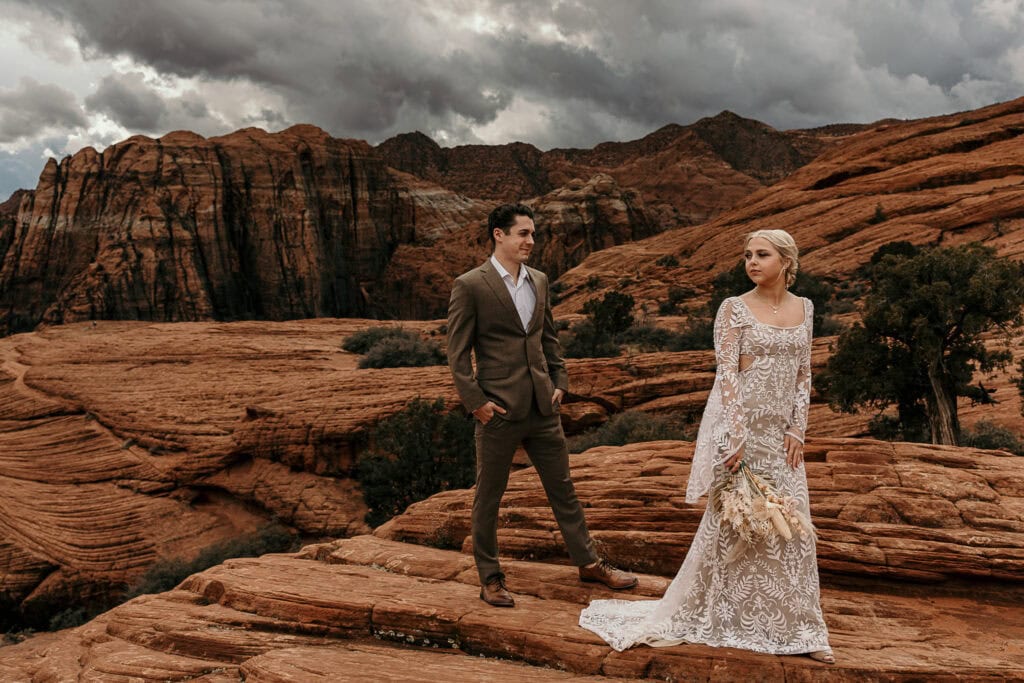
[493,215,535,266]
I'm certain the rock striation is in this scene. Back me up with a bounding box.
[0,126,491,335]
[0,318,729,624]
[3,317,1021,632]
[379,112,840,229]
[1,440,1021,681]
[378,172,658,318]
[554,96,1024,313]
[377,439,1024,583]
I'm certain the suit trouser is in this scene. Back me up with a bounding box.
[472,403,599,584]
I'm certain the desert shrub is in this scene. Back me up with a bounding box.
[658,285,695,315]
[822,242,1023,445]
[617,324,681,352]
[866,414,928,443]
[564,292,636,358]
[585,275,602,290]
[342,326,416,354]
[563,319,621,358]
[868,203,887,225]
[831,299,857,314]
[816,315,847,336]
[358,335,445,369]
[48,607,91,631]
[656,254,680,268]
[357,398,475,527]
[670,315,715,351]
[568,410,694,453]
[582,291,635,336]
[126,523,296,600]
[550,280,567,304]
[961,421,1024,455]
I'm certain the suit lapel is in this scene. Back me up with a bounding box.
[480,262,519,321]
[525,266,545,333]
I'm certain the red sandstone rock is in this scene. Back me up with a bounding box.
[554,97,1024,314]
[0,526,1020,681]
[0,125,492,335]
[377,439,1024,583]
[2,317,1019,624]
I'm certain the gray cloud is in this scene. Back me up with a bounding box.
[0,77,87,143]
[85,72,167,130]
[16,0,1019,151]
[0,0,1021,181]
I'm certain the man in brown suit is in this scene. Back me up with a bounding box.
[447,203,637,607]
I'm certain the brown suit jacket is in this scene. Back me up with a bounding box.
[447,260,569,421]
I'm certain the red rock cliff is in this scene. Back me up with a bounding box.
[0,126,488,335]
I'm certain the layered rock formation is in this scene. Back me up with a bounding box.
[3,317,1020,628]
[554,96,1024,313]
[378,439,1024,582]
[2,440,1021,681]
[0,126,495,335]
[379,111,841,228]
[380,172,661,317]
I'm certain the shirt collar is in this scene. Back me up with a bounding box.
[490,254,530,283]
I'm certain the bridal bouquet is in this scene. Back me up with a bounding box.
[712,461,814,552]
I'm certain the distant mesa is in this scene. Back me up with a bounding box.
[0,109,841,336]
[2,99,1024,335]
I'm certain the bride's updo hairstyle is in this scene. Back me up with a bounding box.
[745,229,799,288]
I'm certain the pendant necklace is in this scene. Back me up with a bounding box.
[756,290,782,314]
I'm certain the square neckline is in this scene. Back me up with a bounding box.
[734,295,807,330]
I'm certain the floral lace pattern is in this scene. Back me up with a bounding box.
[579,296,830,654]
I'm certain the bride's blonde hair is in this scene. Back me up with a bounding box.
[745,229,799,288]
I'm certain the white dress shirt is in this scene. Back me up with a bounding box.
[490,255,536,331]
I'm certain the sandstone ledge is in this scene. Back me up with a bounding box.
[377,440,1024,584]
[2,438,1023,680]
[0,534,1019,681]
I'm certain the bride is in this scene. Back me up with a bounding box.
[579,229,834,664]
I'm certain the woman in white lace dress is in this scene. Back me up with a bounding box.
[579,230,834,664]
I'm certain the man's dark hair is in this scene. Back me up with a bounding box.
[488,203,534,246]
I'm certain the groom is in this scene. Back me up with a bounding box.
[447,203,637,607]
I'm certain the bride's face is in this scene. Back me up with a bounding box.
[744,237,787,286]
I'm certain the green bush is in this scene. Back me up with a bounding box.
[961,421,1024,455]
[357,398,475,527]
[563,320,621,358]
[816,315,847,336]
[569,410,694,453]
[564,292,636,358]
[343,326,417,354]
[658,285,695,315]
[617,324,680,352]
[582,291,635,336]
[550,280,567,305]
[670,315,715,351]
[358,335,445,369]
[126,523,296,600]
[48,607,92,631]
[867,414,931,443]
[868,203,887,225]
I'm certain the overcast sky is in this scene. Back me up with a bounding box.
[1,0,1023,199]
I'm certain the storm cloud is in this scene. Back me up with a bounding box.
[2,0,1024,197]
[0,77,87,143]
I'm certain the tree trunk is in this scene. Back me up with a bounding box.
[926,356,960,445]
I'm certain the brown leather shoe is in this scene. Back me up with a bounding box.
[479,576,515,607]
[579,560,638,590]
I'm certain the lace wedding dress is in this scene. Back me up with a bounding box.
[579,296,831,654]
